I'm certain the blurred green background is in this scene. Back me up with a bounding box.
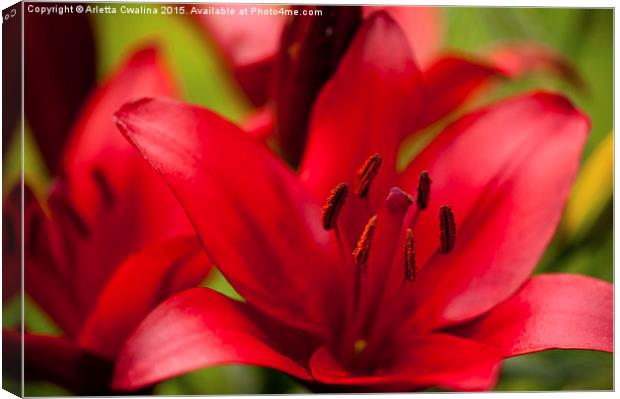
[3,5,613,395]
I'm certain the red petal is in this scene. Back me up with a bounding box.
[114,96,342,335]
[415,55,504,130]
[3,186,22,302]
[24,9,96,172]
[454,274,613,356]
[241,106,274,142]
[191,5,285,106]
[272,6,361,165]
[300,11,422,207]
[112,288,312,391]
[62,46,175,182]
[59,47,192,313]
[363,6,443,68]
[77,236,212,360]
[16,186,84,336]
[4,330,113,395]
[309,334,501,391]
[399,92,590,330]
[487,41,585,91]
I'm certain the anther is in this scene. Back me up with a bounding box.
[321,183,349,230]
[354,154,382,197]
[439,205,456,254]
[417,171,432,210]
[404,228,416,281]
[352,214,378,267]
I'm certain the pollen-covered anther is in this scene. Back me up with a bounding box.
[321,183,350,230]
[404,228,416,281]
[439,205,456,254]
[352,214,378,267]
[417,171,432,210]
[354,153,382,197]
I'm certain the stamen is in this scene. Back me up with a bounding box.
[439,205,456,254]
[321,183,349,230]
[416,171,432,210]
[404,228,416,281]
[354,153,382,197]
[352,214,378,267]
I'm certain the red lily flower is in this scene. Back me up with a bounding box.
[196,5,579,169]
[3,47,211,394]
[193,5,443,107]
[111,13,612,392]
[196,5,447,166]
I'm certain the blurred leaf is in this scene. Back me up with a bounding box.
[23,294,62,335]
[444,8,612,158]
[2,376,21,397]
[562,132,613,242]
[154,365,306,394]
[91,8,250,123]
[154,365,263,395]
[4,294,63,335]
[497,350,612,391]
[24,381,71,397]
[2,295,21,328]
[203,269,242,301]
[3,123,50,200]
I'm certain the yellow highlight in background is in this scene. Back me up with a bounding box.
[563,131,613,241]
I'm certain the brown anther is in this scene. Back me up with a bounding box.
[404,228,416,281]
[417,171,432,210]
[352,214,378,267]
[354,153,382,197]
[321,183,349,230]
[439,206,456,254]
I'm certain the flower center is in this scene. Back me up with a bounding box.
[319,153,458,372]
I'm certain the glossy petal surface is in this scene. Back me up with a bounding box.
[113,288,312,391]
[399,92,590,330]
[454,274,613,356]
